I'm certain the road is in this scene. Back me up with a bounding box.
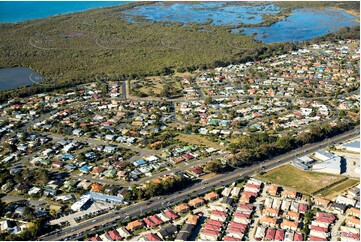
[40,128,359,241]
[121,82,127,100]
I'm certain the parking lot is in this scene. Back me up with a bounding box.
[50,202,114,227]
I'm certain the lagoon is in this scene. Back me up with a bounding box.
[123,2,358,43]
[0,67,43,91]
[123,2,281,26]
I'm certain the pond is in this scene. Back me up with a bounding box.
[0,67,44,91]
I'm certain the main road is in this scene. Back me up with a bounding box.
[40,128,359,241]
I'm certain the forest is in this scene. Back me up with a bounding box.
[0,1,359,101]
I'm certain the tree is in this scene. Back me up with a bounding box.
[338,110,346,118]
[206,160,224,173]
[205,97,213,105]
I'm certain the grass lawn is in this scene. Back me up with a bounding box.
[200,172,217,179]
[315,178,360,200]
[175,133,223,150]
[255,164,345,195]
[138,77,164,95]
[236,180,246,188]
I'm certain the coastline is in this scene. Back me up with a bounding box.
[0,1,129,24]
[330,6,360,20]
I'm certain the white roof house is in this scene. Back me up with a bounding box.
[335,195,356,207]
[221,187,232,197]
[28,187,41,196]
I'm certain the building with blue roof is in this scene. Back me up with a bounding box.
[79,165,92,174]
[133,159,146,167]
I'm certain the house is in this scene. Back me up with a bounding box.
[275,230,285,241]
[91,184,103,193]
[237,203,253,213]
[0,220,12,233]
[265,228,276,240]
[226,223,245,239]
[255,226,266,240]
[210,210,227,222]
[233,212,251,224]
[164,209,178,220]
[88,236,102,241]
[176,224,195,241]
[72,129,83,136]
[28,187,41,196]
[346,207,360,218]
[293,232,303,241]
[79,165,92,174]
[77,180,92,190]
[284,231,294,241]
[103,146,117,153]
[231,187,241,197]
[145,233,162,241]
[175,231,191,241]
[43,188,57,197]
[126,220,144,232]
[281,219,299,231]
[272,198,282,210]
[345,216,360,229]
[330,202,347,214]
[298,203,308,213]
[186,215,199,225]
[200,228,219,241]
[223,235,242,241]
[222,187,232,197]
[174,203,190,214]
[335,195,356,206]
[263,207,279,217]
[286,211,300,221]
[220,197,234,209]
[157,224,177,240]
[314,197,331,207]
[260,216,277,227]
[116,227,131,238]
[204,191,219,202]
[188,197,204,208]
[106,230,122,241]
[266,184,279,196]
[264,197,274,208]
[282,189,297,199]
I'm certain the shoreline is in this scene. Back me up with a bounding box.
[331,7,360,18]
[0,1,130,24]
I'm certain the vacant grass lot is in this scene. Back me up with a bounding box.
[176,133,223,150]
[316,178,360,200]
[255,164,345,194]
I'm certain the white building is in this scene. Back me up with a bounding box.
[312,149,342,175]
[312,156,342,175]
[314,149,338,161]
[71,195,92,211]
